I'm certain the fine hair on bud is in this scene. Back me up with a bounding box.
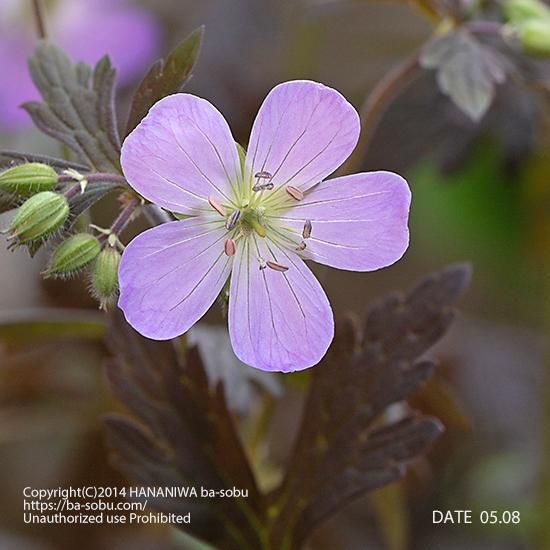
[8,191,69,246]
[0,163,59,197]
[90,246,121,310]
[44,233,101,279]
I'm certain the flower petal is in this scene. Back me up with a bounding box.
[270,171,411,271]
[228,235,334,372]
[121,94,241,215]
[118,217,232,340]
[245,80,360,193]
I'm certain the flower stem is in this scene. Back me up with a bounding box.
[32,0,48,40]
[336,54,420,176]
[109,198,140,237]
[58,173,128,186]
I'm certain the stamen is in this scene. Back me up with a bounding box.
[266,260,289,272]
[302,220,312,239]
[258,257,267,270]
[224,238,236,256]
[296,241,306,251]
[208,195,226,216]
[225,209,241,230]
[286,185,304,201]
[253,171,274,192]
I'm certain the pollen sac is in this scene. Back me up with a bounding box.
[224,238,236,256]
[266,260,289,272]
[45,233,101,278]
[286,185,304,201]
[225,209,241,231]
[253,171,274,192]
[302,219,312,239]
[296,241,307,251]
[0,163,59,197]
[9,191,69,245]
[208,195,226,216]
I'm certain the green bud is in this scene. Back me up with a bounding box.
[9,191,69,245]
[91,247,121,309]
[517,19,550,55]
[504,0,550,23]
[0,163,58,197]
[45,233,101,278]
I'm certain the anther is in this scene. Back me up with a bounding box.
[266,260,289,272]
[302,220,312,239]
[225,209,241,231]
[286,185,304,201]
[258,258,267,270]
[208,195,225,216]
[224,238,236,256]
[296,241,306,251]
[253,171,274,192]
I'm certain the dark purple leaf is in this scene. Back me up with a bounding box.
[125,26,204,135]
[268,264,471,548]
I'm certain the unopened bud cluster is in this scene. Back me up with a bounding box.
[504,0,550,56]
[1,162,123,310]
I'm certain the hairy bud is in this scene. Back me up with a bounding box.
[91,247,121,309]
[0,163,58,197]
[517,19,550,55]
[8,191,69,245]
[504,0,550,22]
[45,233,101,278]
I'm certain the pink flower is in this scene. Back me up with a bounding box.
[0,0,161,129]
[119,81,411,372]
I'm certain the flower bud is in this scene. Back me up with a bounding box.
[45,233,101,278]
[517,19,550,55]
[504,0,550,22]
[8,191,69,245]
[91,247,121,309]
[0,163,58,197]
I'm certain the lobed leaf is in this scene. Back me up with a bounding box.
[420,31,510,121]
[125,26,204,135]
[268,264,471,548]
[105,265,471,549]
[23,42,121,173]
[105,313,264,550]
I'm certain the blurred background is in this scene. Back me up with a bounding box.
[0,0,549,548]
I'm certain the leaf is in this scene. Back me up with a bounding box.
[67,180,120,225]
[23,42,121,173]
[420,31,509,121]
[268,264,471,549]
[105,313,264,550]
[105,265,470,549]
[125,26,204,135]
[0,150,90,172]
[0,308,105,351]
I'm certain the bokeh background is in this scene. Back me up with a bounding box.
[0,0,549,549]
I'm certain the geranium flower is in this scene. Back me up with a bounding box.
[119,80,411,372]
[0,0,160,129]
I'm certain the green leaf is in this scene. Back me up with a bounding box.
[125,26,204,135]
[420,31,510,121]
[23,42,121,173]
[0,308,105,350]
